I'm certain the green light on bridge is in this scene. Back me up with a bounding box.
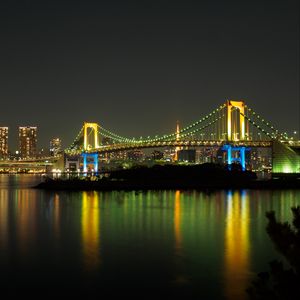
[282,164,293,174]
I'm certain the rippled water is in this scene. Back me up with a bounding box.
[0,174,299,298]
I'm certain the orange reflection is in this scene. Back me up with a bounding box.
[53,194,60,239]
[82,191,101,271]
[224,191,250,300]
[174,190,182,252]
[16,190,37,255]
[173,190,190,286]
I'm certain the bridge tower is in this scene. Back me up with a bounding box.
[176,120,180,142]
[83,122,99,150]
[227,100,245,141]
[82,122,99,174]
[225,100,247,170]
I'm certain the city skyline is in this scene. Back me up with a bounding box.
[0,0,299,149]
[0,125,62,155]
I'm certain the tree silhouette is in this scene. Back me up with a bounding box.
[248,206,300,299]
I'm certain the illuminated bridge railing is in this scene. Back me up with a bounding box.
[0,156,60,167]
[75,140,272,154]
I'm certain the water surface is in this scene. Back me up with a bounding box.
[0,174,299,298]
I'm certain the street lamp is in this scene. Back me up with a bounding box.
[293,131,298,140]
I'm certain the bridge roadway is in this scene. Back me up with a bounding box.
[75,139,273,154]
[0,157,58,168]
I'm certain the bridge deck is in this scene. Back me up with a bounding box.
[77,140,272,154]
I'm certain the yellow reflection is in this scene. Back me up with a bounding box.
[224,191,250,300]
[174,190,182,252]
[82,191,101,271]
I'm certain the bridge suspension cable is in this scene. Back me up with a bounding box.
[97,125,139,143]
[65,125,84,152]
[92,104,227,144]
[65,100,292,154]
[245,106,289,140]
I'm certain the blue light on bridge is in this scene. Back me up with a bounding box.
[222,144,250,171]
[82,153,99,173]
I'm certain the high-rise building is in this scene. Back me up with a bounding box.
[50,138,61,156]
[19,126,37,158]
[0,127,8,158]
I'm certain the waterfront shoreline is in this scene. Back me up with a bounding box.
[35,178,300,191]
[34,165,300,191]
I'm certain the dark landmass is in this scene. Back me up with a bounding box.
[35,164,300,191]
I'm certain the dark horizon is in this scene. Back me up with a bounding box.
[0,0,299,150]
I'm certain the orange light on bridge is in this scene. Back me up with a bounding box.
[227,100,245,141]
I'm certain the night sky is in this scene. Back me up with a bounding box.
[0,0,299,150]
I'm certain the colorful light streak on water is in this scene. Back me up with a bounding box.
[224,190,250,300]
[82,191,101,271]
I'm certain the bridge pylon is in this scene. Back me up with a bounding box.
[222,144,249,171]
[82,152,99,173]
[83,122,99,150]
[226,100,245,141]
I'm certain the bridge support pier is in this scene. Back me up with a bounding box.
[222,145,248,171]
[82,152,99,174]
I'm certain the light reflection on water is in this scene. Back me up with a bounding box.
[81,191,101,271]
[174,190,182,254]
[0,175,299,298]
[224,191,250,300]
[0,190,9,258]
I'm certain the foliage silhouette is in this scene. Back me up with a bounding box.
[248,206,300,299]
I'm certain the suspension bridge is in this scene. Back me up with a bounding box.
[62,100,300,174]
